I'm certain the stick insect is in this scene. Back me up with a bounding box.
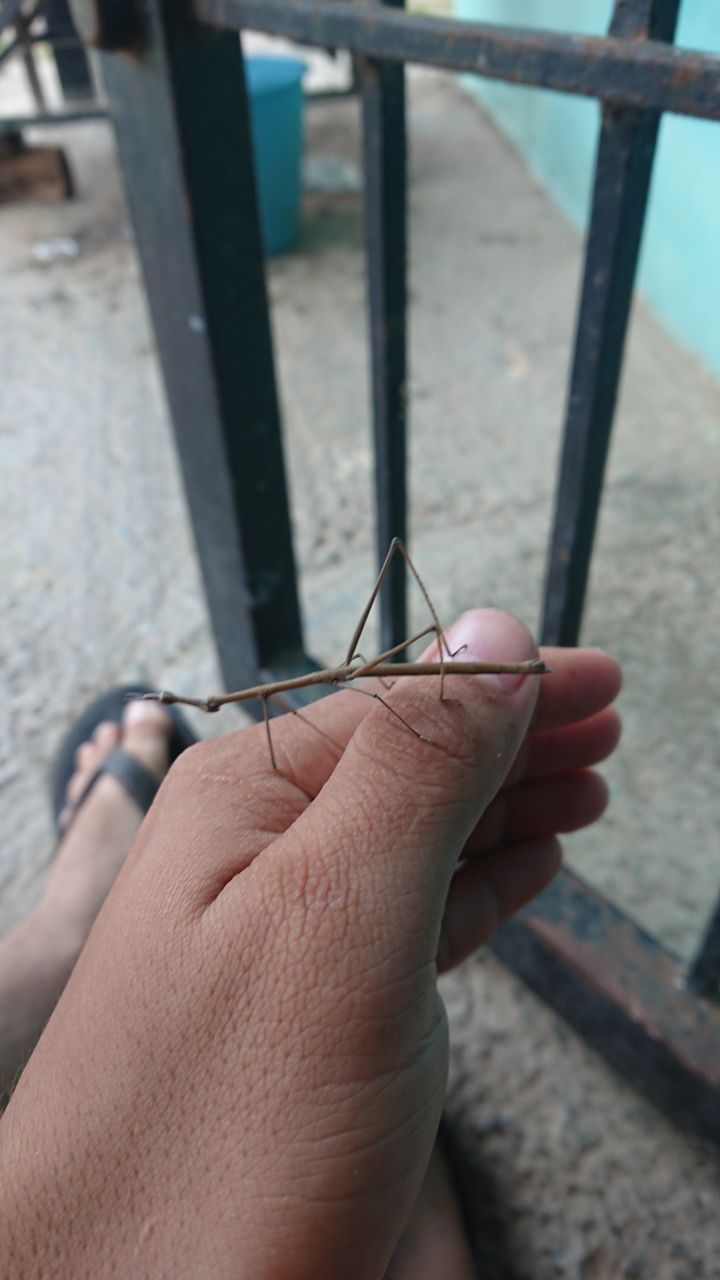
[144,538,549,767]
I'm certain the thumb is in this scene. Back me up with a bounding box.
[288,608,541,965]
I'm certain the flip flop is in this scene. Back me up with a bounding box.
[51,685,197,837]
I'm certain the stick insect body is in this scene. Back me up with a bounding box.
[144,539,549,767]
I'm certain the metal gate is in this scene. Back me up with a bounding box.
[53,0,720,1145]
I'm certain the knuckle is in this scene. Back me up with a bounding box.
[166,725,265,788]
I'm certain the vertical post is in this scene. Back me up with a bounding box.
[19,21,47,112]
[95,0,309,695]
[360,0,408,654]
[45,0,94,101]
[540,0,681,646]
[688,895,720,999]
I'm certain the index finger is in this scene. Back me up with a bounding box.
[530,647,622,732]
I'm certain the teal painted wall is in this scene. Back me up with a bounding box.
[454,0,720,380]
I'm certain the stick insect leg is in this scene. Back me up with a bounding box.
[267,694,345,757]
[261,695,277,770]
[343,685,435,747]
[391,540,452,700]
[344,537,407,668]
[350,625,437,680]
[345,539,451,698]
[352,654,392,691]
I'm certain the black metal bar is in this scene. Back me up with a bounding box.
[1,26,88,61]
[0,0,26,31]
[19,31,91,47]
[20,26,47,111]
[44,0,94,100]
[490,867,720,1147]
[541,0,681,646]
[0,34,21,70]
[97,0,309,699]
[360,6,407,654]
[306,84,356,103]
[0,106,107,128]
[67,0,145,51]
[688,892,720,999]
[194,0,720,122]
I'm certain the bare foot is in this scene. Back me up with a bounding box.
[0,701,175,1099]
[43,700,174,950]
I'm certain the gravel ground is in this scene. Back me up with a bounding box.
[2,57,719,1275]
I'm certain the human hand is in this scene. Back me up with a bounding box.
[1,609,620,1279]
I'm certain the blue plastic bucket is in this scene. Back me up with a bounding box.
[245,55,305,257]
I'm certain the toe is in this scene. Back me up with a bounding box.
[75,740,95,770]
[93,721,121,753]
[63,722,121,819]
[122,699,173,733]
[58,802,73,832]
[58,702,175,834]
[121,699,173,780]
[68,745,98,804]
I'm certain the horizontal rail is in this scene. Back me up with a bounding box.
[194,0,720,121]
[0,107,108,129]
[491,868,720,1146]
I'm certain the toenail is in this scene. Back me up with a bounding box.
[122,699,171,731]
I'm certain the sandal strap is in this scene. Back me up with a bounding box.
[67,748,160,827]
[100,748,160,815]
[52,685,195,839]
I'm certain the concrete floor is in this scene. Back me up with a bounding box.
[2,55,719,1277]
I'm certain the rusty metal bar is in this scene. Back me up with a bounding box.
[609,0,678,41]
[194,0,720,121]
[490,867,720,1147]
[360,9,408,655]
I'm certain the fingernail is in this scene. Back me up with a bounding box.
[487,669,526,695]
[444,609,536,696]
